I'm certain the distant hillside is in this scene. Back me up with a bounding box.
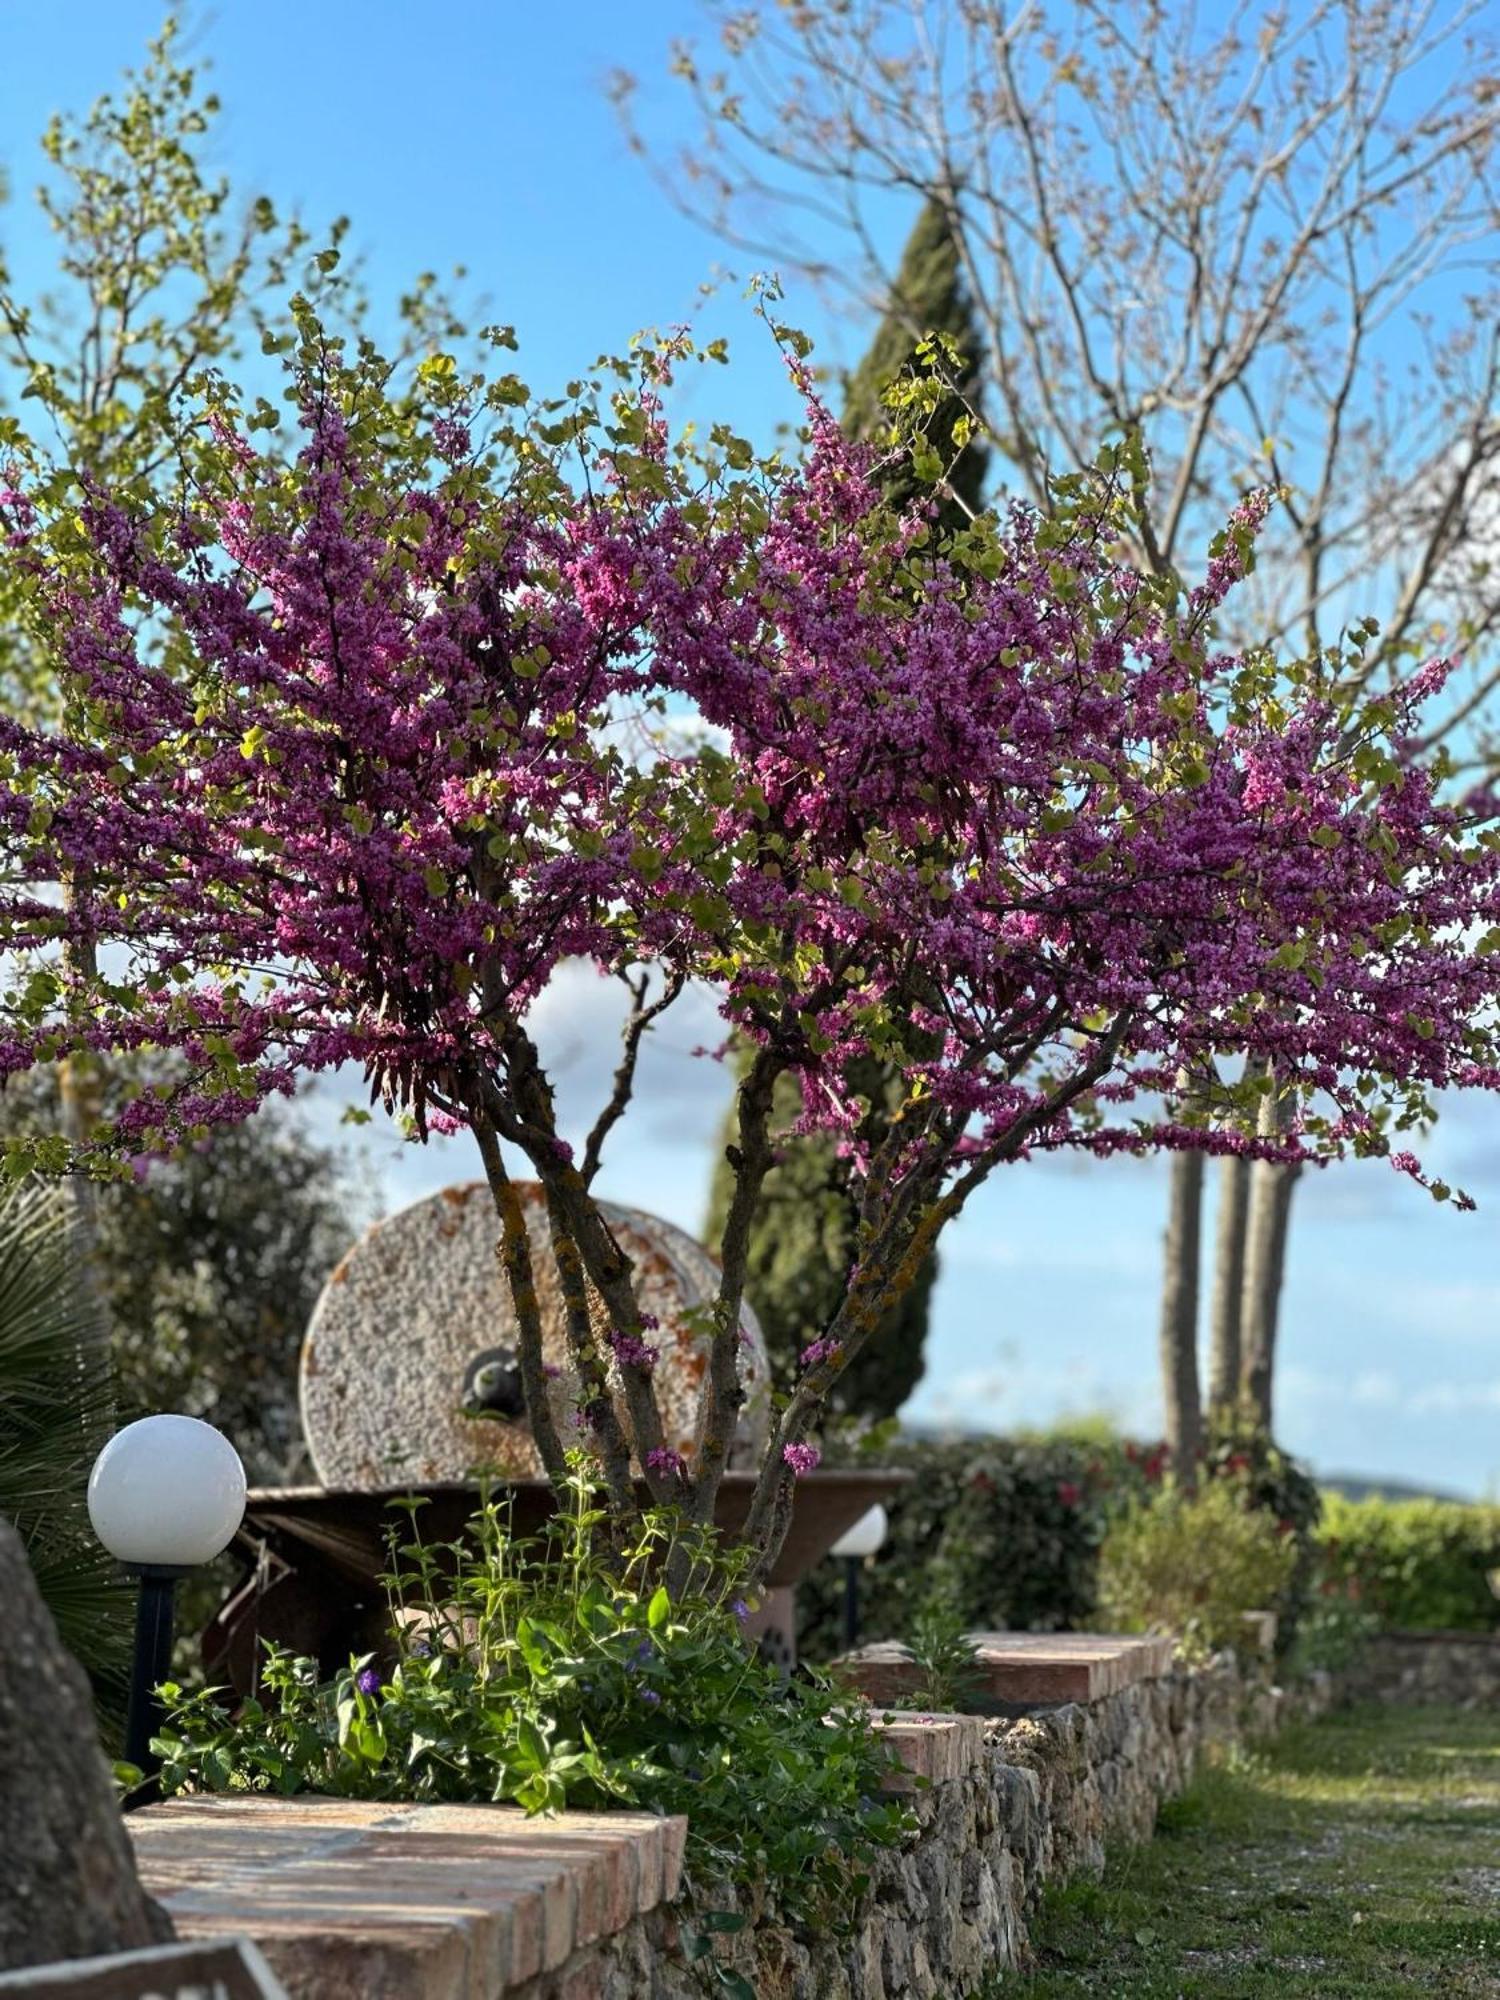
[1318,1473,1469,1504]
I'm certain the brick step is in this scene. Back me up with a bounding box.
[835,1630,1176,1708]
[127,1796,685,2000]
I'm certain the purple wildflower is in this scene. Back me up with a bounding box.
[646,1446,686,1478]
[782,1442,821,1477]
[730,1597,750,1624]
[639,1687,662,1706]
[355,1666,383,1696]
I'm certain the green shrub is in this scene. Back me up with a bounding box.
[1285,1565,1381,1674]
[1317,1494,1500,1632]
[1097,1480,1299,1663]
[1200,1413,1322,1656]
[154,1465,910,1922]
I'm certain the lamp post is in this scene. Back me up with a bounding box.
[829,1503,888,1652]
[88,1415,246,1796]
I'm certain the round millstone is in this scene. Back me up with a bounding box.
[299,1181,771,1488]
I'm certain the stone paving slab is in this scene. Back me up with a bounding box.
[128,1796,686,2000]
[836,1630,1176,1708]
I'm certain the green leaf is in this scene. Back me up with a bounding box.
[647,1584,671,1631]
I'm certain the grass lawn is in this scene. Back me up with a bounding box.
[1016,1705,1500,1998]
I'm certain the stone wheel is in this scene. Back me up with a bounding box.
[300,1181,770,1488]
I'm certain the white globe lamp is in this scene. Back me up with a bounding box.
[89,1415,246,1790]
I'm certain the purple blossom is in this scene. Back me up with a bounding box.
[646,1446,686,1479]
[355,1666,383,1696]
[607,1327,659,1371]
[782,1442,821,1477]
[799,1337,842,1369]
[730,1597,750,1624]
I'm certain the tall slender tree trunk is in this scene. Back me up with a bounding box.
[1207,1153,1250,1414]
[1158,1146,1203,1477]
[59,878,111,1367]
[1240,1080,1301,1430]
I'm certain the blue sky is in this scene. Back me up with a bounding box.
[3,3,1499,1496]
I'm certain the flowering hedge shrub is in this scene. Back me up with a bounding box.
[152,1468,910,1923]
[801,1425,1321,1662]
[1318,1494,1500,1633]
[798,1430,1160,1660]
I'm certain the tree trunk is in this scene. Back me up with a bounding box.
[1240,1083,1302,1430]
[1207,1153,1250,1414]
[1157,1147,1204,1477]
[58,882,111,1369]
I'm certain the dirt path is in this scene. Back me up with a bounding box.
[1017,1704,1500,1998]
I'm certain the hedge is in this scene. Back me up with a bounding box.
[1318,1493,1500,1632]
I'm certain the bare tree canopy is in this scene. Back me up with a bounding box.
[621,0,1500,752]
[621,0,1500,1451]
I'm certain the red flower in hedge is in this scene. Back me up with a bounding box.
[1057,1481,1083,1507]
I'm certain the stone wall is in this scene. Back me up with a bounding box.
[125,1648,1333,2000]
[565,1655,1335,2000]
[1335,1629,1500,1709]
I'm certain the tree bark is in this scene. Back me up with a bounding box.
[1207,1153,1251,1414]
[59,878,111,1370]
[1240,1084,1302,1430]
[1157,1147,1203,1478]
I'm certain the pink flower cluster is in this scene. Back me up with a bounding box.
[608,1328,659,1372]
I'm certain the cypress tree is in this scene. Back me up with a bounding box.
[703,201,986,1417]
[841,198,989,529]
[704,1054,938,1420]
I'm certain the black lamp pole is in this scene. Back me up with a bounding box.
[842,1554,862,1652]
[124,1564,185,1799]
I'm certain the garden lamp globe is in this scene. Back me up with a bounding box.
[830,1504,888,1651]
[89,1415,246,1792]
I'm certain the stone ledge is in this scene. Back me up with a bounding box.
[867,1707,989,1789]
[835,1631,1176,1709]
[128,1796,686,2000]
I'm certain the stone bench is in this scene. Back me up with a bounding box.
[835,1630,1176,1710]
[127,1797,685,2000]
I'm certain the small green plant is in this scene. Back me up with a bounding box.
[897,1590,981,1712]
[154,1462,911,1925]
[1097,1479,1298,1663]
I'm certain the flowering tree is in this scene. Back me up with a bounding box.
[2,303,1499,1577]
